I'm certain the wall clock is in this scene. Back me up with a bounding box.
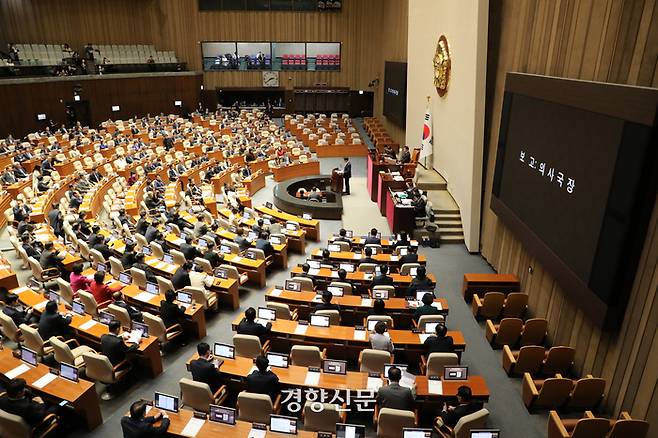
[433,35,451,97]
[262,71,280,88]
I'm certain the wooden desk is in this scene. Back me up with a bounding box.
[315,143,368,157]
[310,249,426,269]
[255,206,320,242]
[271,160,320,182]
[462,273,521,301]
[367,153,400,202]
[385,190,416,235]
[243,170,266,196]
[0,349,103,430]
[328,235,419,252]
[6,179,30,198]
[264,286,446,329]
[79,176,116,219]
[378,173,407,216]
[13,286,164,378]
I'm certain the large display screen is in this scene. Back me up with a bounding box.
[492,73,658,328]
[383,61,407,128]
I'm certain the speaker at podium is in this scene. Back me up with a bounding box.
[331,168,343,193]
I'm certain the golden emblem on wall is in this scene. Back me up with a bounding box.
[433,35,451,97]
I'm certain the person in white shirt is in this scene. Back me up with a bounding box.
[188,265,217,311]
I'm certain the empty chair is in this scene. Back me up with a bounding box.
[0,312,23,344]
[358,263,377,273]
[290,345,325,367]
[79,290,109,317]
[237,391,280,424]
[182,286,218,311]
[501,292,528,318]
[130,267,147,288]
[219,264,249,285]
[328,281,353,296]
[108,257,125,278]
[314,309,340,325]
[522,373,573,411]
[106,304,132,329]
[502,345,546,376]
[547,410,614,438]
[49,336,96,367]
[359,349,391,374]
[472,292,505,319]
[266,302,298,320]
[566,376,605,411]
[233,334,269,358]
[435,408,489,438]
[333,241,350,252]
[55,278,76,305]
[520,318,548,346]
[142,312,183,351]
[82,352,132,400]
[542,346,576,375]
[372,285,395,299]
[421,352,459,376]
[303,402,345,432]
[150,242,164,259]
[156,276,175,295]
[607,412,650,438]
[179,378,227,413]
[375,407,416,438]
[19,324,53,359]
[291,276,314,291]
[485,317,523,348]
[416,314,445,332]
[89,248,106,265]
[170,249,186,266]
[399,263,420,276]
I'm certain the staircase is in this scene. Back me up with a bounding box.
[415,167,465,245]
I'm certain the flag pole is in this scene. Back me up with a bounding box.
[424,95,430,169]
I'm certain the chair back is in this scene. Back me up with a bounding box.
[134,234,148,249]
[0,408,30,438]
[221,240,240,255]
[156,276,175,295]
[79,290,100,317]
[56,278,74,304]
[520,318,548,346]
[315,310,340,325]
[19,323,45,355]
[372,285,395,299]
[78,241,91,261]
[107,304,132,329]
[82,352,116,383]
[49,336,76,365]
[27,256,46,281]
[417,315,445,332]
[130,267,147,288]
[364,244,382,253]
[291,276,314,291]
[359,349,391,374]
[399,263,420,276]
[328,281,352,295]
[543,346,576,375]
[608,418,650,438]
[303,402,341,432]
[567,418,611,438]
[290,345,323,367]
[143,312,166,342]
[194,257,214,275]
[171,249,187,266]
[358,263,376,273]
[246,248,266,261]
[515,346,546,375]
[502,292,528,318]
[266,302,294,320]
[366,314,394,329]
[393,246,408,256]
[182,286,209,309]
[150,242,164,259]
[426,352,459,377]
[334,241,350,252]
[219,264,240,280]
[237,391,274,424]
[536,377,573,408]
[0,313,21,343]
[376,408,416,438]
[494,318,523,346]
[567,377,605,410]
[108,257,125,278]
[89,248,106,265]
[453,408,489,438]
[179,378,214,413]
[233,334,263,359]
[480,292,506,319]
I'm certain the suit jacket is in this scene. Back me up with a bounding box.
[360,256,377,265]
[39,250,62,270]
[101,332,137,365]
[38,311,72,340]
[144,226,159,242]
[133,262,157,283]
[180,243,200,261]
[399,253,419,264]
[236,319,271,342]
[400,150,411,164]
[246,370,280,401]
[376,382,415,411]
[438,401,484,428]
[3,306,29,327]
[22,243,41,259]
[0,395,49,427]
[255,238,274,257]
[121,252,137,269]
[47,209,62,234]
[93,242,113,260]
[371,274,394,289]
[171,268,191,290]
[235,236,250,251]
[423,335,454,355]
[315,302,340,312]
[120,415,170,438]
[160,300,185,328]
[113,299,142,321]
[203,250,222,268]
[135,218,149,236]
[364,236,381,245]
[343,161,352,178]
[407,277,434,297]
[190,357,223,393]
[413,304,441,321]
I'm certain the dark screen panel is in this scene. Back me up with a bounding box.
[270,0,293,10]
[383,61,407,128]
[246,0,270,9]
[222,0,246,9]
[199,0,221,10]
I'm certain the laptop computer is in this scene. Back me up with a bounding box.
[284,279,301,292]
[99,311,114,325]
[336,423,366,438]
[322,359,347,375]
[60,362,79,382]
[154,392,179,413]
[444,365,469,380]
[327,244,341,252]
[177,291,193,306]
[339,263,354,273]
[209,405,236,425]
[71,301,85,315]
[21,346,38,367]
[118,272,132,285]
[327,286,344,297]
[145,282,159,295]
[269,415,297,435]
[266,352,289,368]
[213,342,235,359]
[162,253,174,264]
[402,428,432,438]
[470,430,500,438]
[310,314,330,327]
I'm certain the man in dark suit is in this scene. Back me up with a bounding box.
[423,323,454,354]
[399,145,411,164]
[255,232,274,257]
[21,234,41,259]
[144,221,160,243]
[121,400,170,438]
[399,245,419,264]
[121,243,138,269]
[297,263,315,285]
[360,246,376,265]
[112,292,143,322]
[234,227,250,252]
[341,157,352,195]
[3,293,35,326]
[92,235,113,260]
[246,355,280,401]
[315,290,340,312]
[38,300,73,340]
[180,235,201,261]
[159,289,186,329]
[12,200,31,222]
[364,228,381,245]
[393,231,411,249]
[133,253,157,283]
[334,228,351,245]
[371,264,394,289]
[0,378,57,429]
[407,265,434,298]
[39,242,65,273]
[203,241,223,268]
[236,307,271,342]
[190,342,223,393]
[171,262,192,290]
[47,203,63,237]
[413,292,441,321]
[101,320,138,366]
[135,212,149,236]
[437,386,483,429]
[376,366,415,411]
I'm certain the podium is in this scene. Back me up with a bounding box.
[331,168,343,193]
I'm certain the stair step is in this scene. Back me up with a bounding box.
[440,235,465,244]
[437,220,462,229]
[433,208,460,215]
[435,212,461,219]
[439,228,464,236]
[418,182,447,191]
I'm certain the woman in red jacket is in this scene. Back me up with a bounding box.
[88,271,123,305]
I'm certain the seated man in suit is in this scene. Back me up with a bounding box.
[255,232,274,257]
[112,291,143,322]
[21,233,41,259]
[0,378,57,430]
[203,241,224,268]
[407,265,434,298]
[144,220,160,243]
[413,292,441,321]
[370,264,394,289]
[100,320,138,366]
[399,145,411,164]
[437,385,483,429]
[92,235,114,261]
[172,262,192,290]
[3,293,36,326]
[190,342,223,394]
[159,289,186,329]
[121,400,170,438]
[39,241,66,274]
[393,231,411,249]
[360,246,376,265]
[399,245,419,264]
[234,227,251,252]
[315,290,340,312]
[369,321,395,353]
[334,228,351,245]
[38,300,73,340]
[297,263,315,285]
[180,235,201,261]
[376,366,415,411]
[121,242,138,269]
[236,307,271,342]
[246,355,280,402]
[133,253,157,283]
[423,323,454,355]
[365,228,381,245]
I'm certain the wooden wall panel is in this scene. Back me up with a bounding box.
[483,0,658,433]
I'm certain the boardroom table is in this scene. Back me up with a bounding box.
[309,249,426,269]
[271,160,320,182]
[264,286,447,329]
[12,286,164,378]
[0,349,103,430]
